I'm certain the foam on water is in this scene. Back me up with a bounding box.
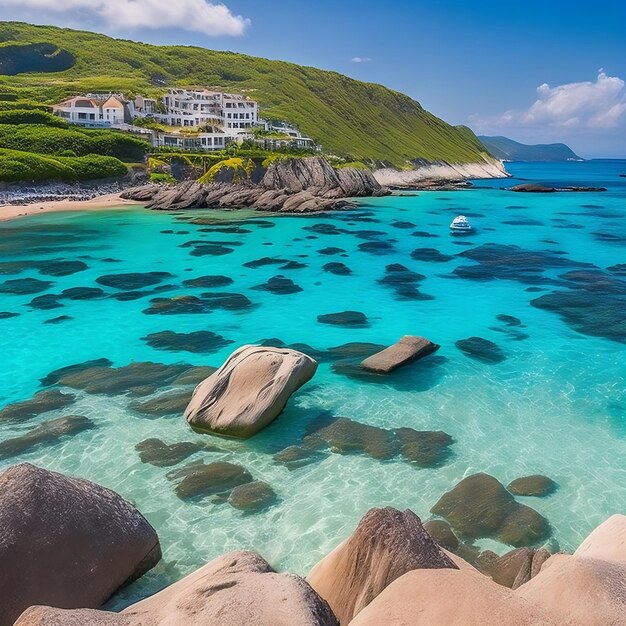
[1,160,625,606]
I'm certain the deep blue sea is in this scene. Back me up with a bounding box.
[1,160,625,606]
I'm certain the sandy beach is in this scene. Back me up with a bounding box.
[0,192,145,223]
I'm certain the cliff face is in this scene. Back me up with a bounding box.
[122,157,389,213]
[373,157,509,188]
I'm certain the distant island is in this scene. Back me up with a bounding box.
[478,135,582,162]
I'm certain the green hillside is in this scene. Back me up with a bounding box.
[478,135,582,162]
[0,22,492,167]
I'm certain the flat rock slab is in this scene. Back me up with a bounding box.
[361,335,439,373]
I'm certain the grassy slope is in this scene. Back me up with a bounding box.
[0,22,492,166]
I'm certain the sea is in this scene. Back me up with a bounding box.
[1,159,625,606]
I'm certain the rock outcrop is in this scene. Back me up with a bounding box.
[373,157,508,189]
[360,335,439,373]
[307,507,457,624]
[348,568,560,626]
[123,550,337,625]
[120,157,388,212]
[185,345,317,438]
[0,463,161,626]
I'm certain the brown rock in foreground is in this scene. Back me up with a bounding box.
[360,335,439,374]
[0,463,161,626]
[124,550,337,626]
[348,568,561,626]
[185,345,317,438]
[517,553,626,625]
[14,607,130,626]
[307,507,457,624]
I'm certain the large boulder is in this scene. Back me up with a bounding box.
[517,553,626,625]
[0,463,161,626]
[574,514,626,564]
[124,550,337,625]
[14,607,129,626]
[348,568,560,626]
[185,345,317,438]
[360,335,439,373]
[431,473,551,547]
[485,547,551,589]
[307,507,457,624]
[14,552,337,626]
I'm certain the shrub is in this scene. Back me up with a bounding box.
[149,172,175,184]
[0,148,128,182]
[59,149,77,157]
[0,125,149,162]
[0,109,68,127]
[0,100,52,112]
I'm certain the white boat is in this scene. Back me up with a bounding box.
[450,215,473,232]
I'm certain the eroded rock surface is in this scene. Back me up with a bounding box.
[185,345,317,438]
[0,463,161,626]
[307,507,457,624]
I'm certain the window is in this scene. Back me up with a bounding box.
[78,112,87,120]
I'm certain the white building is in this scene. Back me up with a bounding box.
[53,94,131,126]
[53,88,317,152]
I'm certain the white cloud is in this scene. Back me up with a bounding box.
[0,0,249,36]
[472,71,626,133]
[351,57,372,63]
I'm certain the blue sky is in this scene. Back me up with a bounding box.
[3,0,626,157]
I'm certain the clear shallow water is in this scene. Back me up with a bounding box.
[1,160,625,606]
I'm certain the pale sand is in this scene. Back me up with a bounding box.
[0,192,145,223]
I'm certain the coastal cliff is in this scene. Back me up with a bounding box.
[121,157,389,213]
[373,156,509,189]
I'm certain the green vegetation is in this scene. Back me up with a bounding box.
[0,22,493,166]
[197,157,254,183]
[0,124,149,161]
[0,108,67,127]
[0,148,127,182]
[149,172,175,184]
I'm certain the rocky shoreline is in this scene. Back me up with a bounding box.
[121,157,389,213]
[1,342,625,625]
[2,156,509,213]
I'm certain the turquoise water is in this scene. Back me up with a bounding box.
[1,160,625,606]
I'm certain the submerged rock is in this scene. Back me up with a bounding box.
[307,507,457,624]
[507,475,558,497]
[185,345,317,438]
[135,438,202,467]
[56,361,188,396]
[431,473,551,547]
[41,358,113,386]
[0,463,161,626]
[142,330,233,353]
[0,415,94,460]
[0,389,76,422]
[253,275,303,295]
[182,274,233,288]
[394,428,454,467]
[361,335,439,373]
[304,415,398,460]
[130,390,193,417]
[96,272,173,290]
[317,311,369,327]
[455,336,506,363]
[169,461,254,500]
[322,262,352,276]
[0,277,52,295]
[228,481,278,512]
[410,247,453,262]
[273,445,328,470]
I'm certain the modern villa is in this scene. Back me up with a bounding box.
[53,88,316,152]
